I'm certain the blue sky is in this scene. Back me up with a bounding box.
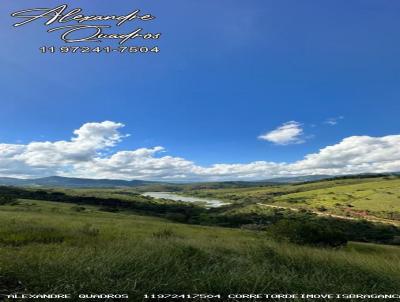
[0,1,400,180]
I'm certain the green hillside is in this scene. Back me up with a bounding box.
[185,177,400,222]
[0,199,399,301]
[272,178,400,219]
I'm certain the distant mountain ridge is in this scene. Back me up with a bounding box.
[262,175,331,183]
[0,176,158,188]
[0,173,398,188]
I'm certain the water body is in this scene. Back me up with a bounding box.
[142,192,229,208]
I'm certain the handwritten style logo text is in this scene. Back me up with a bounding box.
[12,4,161,44]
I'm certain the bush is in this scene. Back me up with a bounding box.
[71,206,86,212]
[99,206,119,213]
[165,212,188,223]
[240,224,267,231]
[0,196,17,205]
[152,228,176,239]
[268,219,347,247]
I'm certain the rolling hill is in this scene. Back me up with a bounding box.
[184,176,400,222]
[0,198,399,299]
[0,176,158,188]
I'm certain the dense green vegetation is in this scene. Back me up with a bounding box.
[0,199,399,301]
[0,184,399,246]
[1,176,400,301]
[184,176,400,222]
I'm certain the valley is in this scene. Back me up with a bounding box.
[1,174,400,301]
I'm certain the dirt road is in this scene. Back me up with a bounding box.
[256,203,399,226]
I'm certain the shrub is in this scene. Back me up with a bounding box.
[165,212,188,223]
[0,196,17,205]
[268,219,347,247]
[152,228,176,239]
[241,224,267,231]
[71,206,86,212]
[99,206,119,213]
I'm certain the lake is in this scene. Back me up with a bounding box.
[141,192,229,208]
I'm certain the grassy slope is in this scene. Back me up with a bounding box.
[186,177,400,221]
[273,178,400,213]
[1,200,399,301]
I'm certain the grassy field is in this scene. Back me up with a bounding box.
[1,199,400,301]
[185,177,400,222]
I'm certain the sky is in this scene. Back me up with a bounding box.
[0,0,400,181]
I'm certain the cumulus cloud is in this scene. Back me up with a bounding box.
[1,121,400,181]
[0,121,125,177]
[258,121,305,145]
[290,135,400,175]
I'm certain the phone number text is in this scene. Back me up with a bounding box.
[39,46,160,54]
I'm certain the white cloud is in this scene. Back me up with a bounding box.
[324,116,344,126]
[0,121,125,178]
[290,135,400,175]
[258,121,305,145]
[17,121,125,167]
[1,121,400,181]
